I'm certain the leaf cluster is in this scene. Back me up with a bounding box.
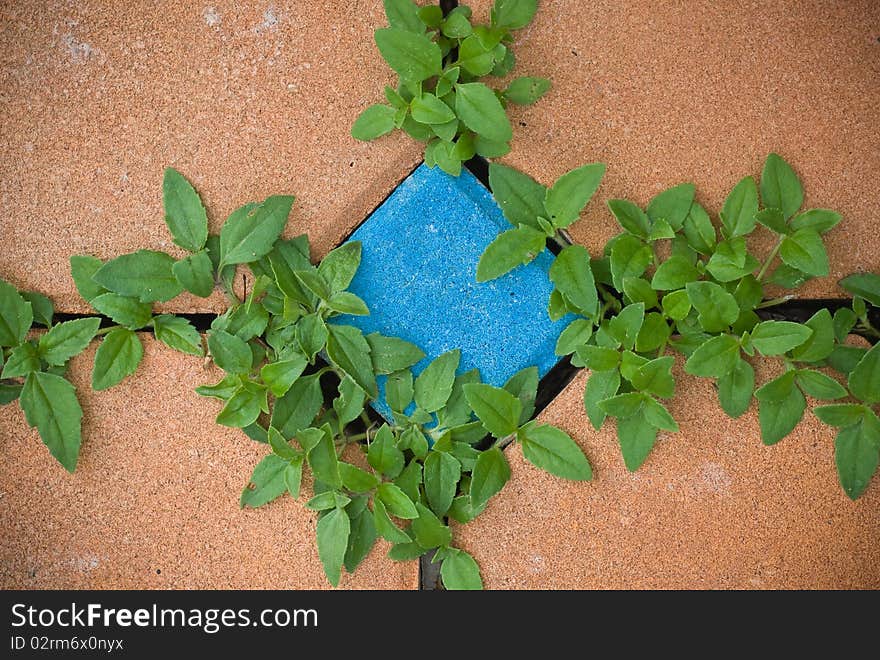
[352,0,549,176]
[479,153,879,498]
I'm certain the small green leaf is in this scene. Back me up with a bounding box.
[790,308,834,363]
[316,507,350,587]
[383,0,424,33]
[661,289,692,320]
[609,234,652,291]
[607,199,650,238]
[576,345,620,372]
[339,462,380,493]
[152,315,203,357]
[216,382,265,428]
[839,273,880,308]
[441,548,483,590]
[795,370,847,400]
[464,383,521,438]
[647,183,695,231]
[92,327,143,391]
[239,454,289,508]
[717,358,754,418]
[38,318,100,366]
[755,374,806,445]
[309,429,342,489]
[366,333,425,374]
[503,366,538,424]
[834,412,880,500]
[492,0,538,29]
[650,256,700,291]
[555,318,593,356]
[271,377,323,438]
[0,280,32,348]
[519,422,592,481]
[219,196,294,268]
[631,356,675,398]
[779,228,829,277]
[848,342,880,404]
[163,167,208,252]
[376,482,418,519]
[374,27,442,82]
[599,392,645,419]
[172,250,214,298]
[318,242,362,295]
[470,446,510,509]
[1,342,40,379]
[750,321,813,356]
[413,349,460,413]
[505,76,551,105]
[454,82,512,143]
[583,368,620,430]
[19,371,83,472]
[411,93,456,124]
[208,329,252,374]
[386,369,414,413]
[790,209,841,234]
[761,153,803,220]
[684,334,741,378]
[477,226,547,282]
[616,409,657,471]
[720,176,758,237]
[92,250,182,303]
[814,404,866,428]
[20,291,53,328]
[544,164,605,229]
[686,281,739,333]
[89,293,152,330]
[373,498,411,544]
[327,324,377,398]
[487,164,547,230]
[607,303,645,350]
[368,425,405,478]
[260,355,307,397]
[411,502,452,549]
[424,450,461,516]
[549,244,599,317]
[456,35,496,76]
[344,507,377,573]
[69,255,108,303]
[682,203,716,254]
[351,104,396,140]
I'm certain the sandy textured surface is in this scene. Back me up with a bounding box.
[469,0,880,297]
[0,1,420,313]
[0,337,417,589]
[454,354,880,589]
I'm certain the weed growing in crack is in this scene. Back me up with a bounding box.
[479,152,880,500]
[352,0,549,175]
[0,166,591,589]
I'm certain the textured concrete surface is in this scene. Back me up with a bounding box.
[0,337,418,589]
[469,0,880,297]
[337,164,568,419]
[0,0,421,313]
[453,356,880,589]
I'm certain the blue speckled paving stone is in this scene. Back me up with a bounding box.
[335,163,570,420]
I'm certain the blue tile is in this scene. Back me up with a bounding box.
[334,163,571,421]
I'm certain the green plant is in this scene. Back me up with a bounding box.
[4,167,593,589]
[0,280,101,471]
[352,0,549,176]
[480,153,879,499]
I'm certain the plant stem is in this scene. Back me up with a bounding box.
[755,295,795,309]
[757,238,784,282]
[95,325,119,336]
